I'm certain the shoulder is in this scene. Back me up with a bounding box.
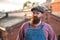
[22,21,29,27]
[42,22,51,27]
[20,21,29,29]
[42,22,53,31]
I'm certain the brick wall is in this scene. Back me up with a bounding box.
[51,2,60,12]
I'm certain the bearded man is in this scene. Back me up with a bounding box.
[16,6,57,40]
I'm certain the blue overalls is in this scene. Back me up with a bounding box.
[25,23,46,40]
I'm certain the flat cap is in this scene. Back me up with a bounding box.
[31,6,44,13]
[44,8,48,11]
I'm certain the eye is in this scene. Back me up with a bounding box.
[37,13,39,14]
[32,12,35,14]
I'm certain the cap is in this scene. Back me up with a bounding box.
[31,6,44,13]
[44,8,48,11]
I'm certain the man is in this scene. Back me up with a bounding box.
[16,6,57,40]
[43,8,49,23]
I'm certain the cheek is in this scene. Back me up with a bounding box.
[38,14,42,18]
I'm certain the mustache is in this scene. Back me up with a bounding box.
[33,16,38,19]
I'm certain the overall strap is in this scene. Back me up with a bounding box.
[40,23,44,30]
[28,22,30,28]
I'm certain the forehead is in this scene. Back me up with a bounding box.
[32,9,39,12]
[32,10,42,14]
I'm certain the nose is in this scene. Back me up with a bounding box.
[33,13,37,16]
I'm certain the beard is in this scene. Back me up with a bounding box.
[32,16,40,24]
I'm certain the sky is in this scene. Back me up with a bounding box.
[0,0,53,12]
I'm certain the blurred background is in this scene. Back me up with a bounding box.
[0,0,60,40]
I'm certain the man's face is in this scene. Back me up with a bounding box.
[31,10,42,24]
